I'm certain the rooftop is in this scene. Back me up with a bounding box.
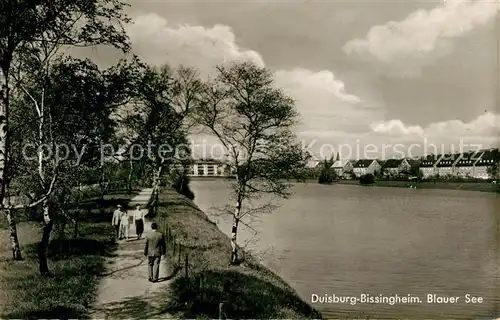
[193,159,226,164]
[455,151,482,167]
[305,160,321,168]
[476,149,500,166]
[436,153,460,167]
[354,159,377,168]
[419,154,441,167]
[332,159,351,168]
[382,159,404,168]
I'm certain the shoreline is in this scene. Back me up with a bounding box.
[329,180,498,193]
[188,177,499,193]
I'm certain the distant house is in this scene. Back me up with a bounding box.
[419,154,441,178]
[474,148,500,179]
[382,158,412,176]
[454,150,482,179]
[435,153,461,177]
[331,159,354,178]
[189,159,229,177]
[304,159,322,179]
[353,159,382,178]
[306,159,321,169]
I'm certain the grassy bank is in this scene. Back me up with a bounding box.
[152,188,322,319]
[0,190,139,319]
[335,179,498,192]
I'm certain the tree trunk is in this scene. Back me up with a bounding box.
[230,201,241,264]
[98,166,106,213]
[127,158,133,195]
[38,199,53,276]
[0,67,9,206]
[99,165,106,198]
[1,66,17,260]
[73,210,79,239]
[153,165,163,192]
[5,208,22,260]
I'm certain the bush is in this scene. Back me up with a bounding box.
[359,173,375,185]
[171,170,195,200]
[317,160,337,184]
[318,169,335,184]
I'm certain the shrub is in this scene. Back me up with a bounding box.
[318,159,337,184]
[171,169,195,200]
[359,173,375,185]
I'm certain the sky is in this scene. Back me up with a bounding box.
[81,0,500,160]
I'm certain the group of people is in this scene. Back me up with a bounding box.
[112,204,145,240]
[111,204,166,282]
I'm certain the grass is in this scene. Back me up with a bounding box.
[150,188,323,319]
[0,190,140,319]
[336,179,498,192]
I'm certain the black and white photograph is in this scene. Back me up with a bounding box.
[0,0,499,319]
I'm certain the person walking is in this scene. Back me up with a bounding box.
[128,209,134,237]
[119,210,129,240]
[112,205,123,238]
[144,222,166,282]
[134,204,145,240]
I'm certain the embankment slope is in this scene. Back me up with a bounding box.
[154,187,323,319]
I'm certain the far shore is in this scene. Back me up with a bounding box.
[316,179,498,193]
[189,176,498,193]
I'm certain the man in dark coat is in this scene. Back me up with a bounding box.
[144,222,166,282]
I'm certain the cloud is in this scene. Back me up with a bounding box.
[126,13,371,139]
[275,68,362,103]
[273,68,383,136]
[371,120,425,136]
[343,0,499,77]
[371,112,500,139]
[127,13,265,73]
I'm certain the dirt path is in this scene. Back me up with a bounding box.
[89,188,174,319]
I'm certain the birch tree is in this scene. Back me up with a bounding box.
[196,62,309,264]
[0,0,130,260]
[11,57,136,275]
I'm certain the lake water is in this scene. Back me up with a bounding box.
[190,180,500,319]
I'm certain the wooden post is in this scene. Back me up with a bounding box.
[184,254,188,278]
[178,245,182,265]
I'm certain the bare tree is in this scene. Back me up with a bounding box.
[196,62,309,264]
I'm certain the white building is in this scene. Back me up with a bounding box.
[435,153,460,177]
[352,159,381,178]
[419,154,441,178]
[382,158,412,176]
[188,160,230,177]
[474,149,499,179]
[332,159,354,178]
[454,151,482,179]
